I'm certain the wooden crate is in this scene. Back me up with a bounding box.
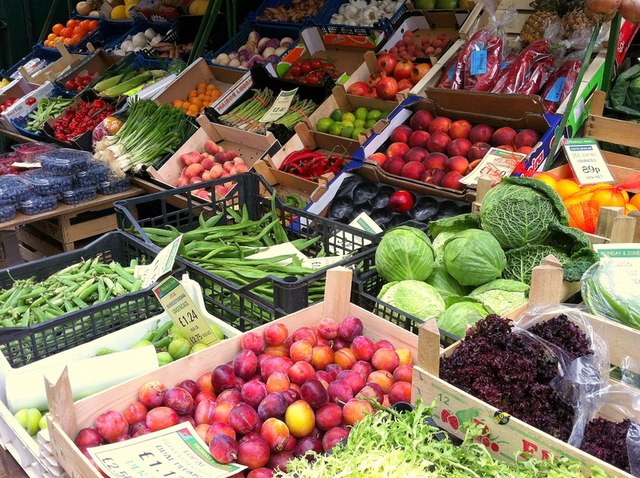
[18,43,85,86]
[45,268,420,478]
[412,259,640,477]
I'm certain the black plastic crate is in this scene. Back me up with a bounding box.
[0,231,183,368]
[114,172,379,329]
[353,250,458,347]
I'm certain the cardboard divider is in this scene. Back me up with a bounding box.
[0,78,36,132]
[45,267,419,478]
[412,257,640,477]
[18,43,85,86]
[147,115,280,189]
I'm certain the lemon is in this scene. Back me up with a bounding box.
[111,5,128,19]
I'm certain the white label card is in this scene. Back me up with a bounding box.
[134,236,182,288]
[459,148,526,186]
[88,423,245,478]
[259,88,298,123]
[562,138,615,185]
[328,212,382,255]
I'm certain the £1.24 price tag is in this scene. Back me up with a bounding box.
[562,137,615,185]
[153,276,220,346]
[259,88,298,123]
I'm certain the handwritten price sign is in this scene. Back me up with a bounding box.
[562,138,615,185]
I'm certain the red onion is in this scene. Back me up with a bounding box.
[620,0,640,22]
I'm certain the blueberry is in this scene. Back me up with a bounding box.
[21,195,58,215]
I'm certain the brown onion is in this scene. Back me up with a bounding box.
[585,0,622,21]
[620,0,640,22]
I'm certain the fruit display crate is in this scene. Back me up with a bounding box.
[314,0,409,37]
[45,268,419,478]
[114,172,380,329]
[248,0,335,30]
[0,45,62,80]
[411,260,640,477]
[0,231,184,369]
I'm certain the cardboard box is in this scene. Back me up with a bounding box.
[18,43,85,86]
[411,259,639,478]
[54,50,119,93]
[358,91,562,179]
[306,86,395,148]
[152,58,246,107]
[45,269,419,478]
[0,78,35,132]
[147,116,280,189]
[276,26,381,83]
[1,82,57,134]
[253,159,328,207]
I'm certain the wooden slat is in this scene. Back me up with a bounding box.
[15,225,62,257]
[585,114,640,150]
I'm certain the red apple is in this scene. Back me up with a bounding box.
[376,54,398,75]
[409,110,433,131]
[390,125,412,144]
[447,138,472,158]
[469,124,494,144]
[428,116,452,135]
[376,77,399,100]
[408,130,430,148]
[386,142,410,158]
[388,190,415,213]
[426,132,451,154]
[423,152,447,170]
[449,120,472,140]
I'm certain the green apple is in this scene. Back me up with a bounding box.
[365,119,377,129]
[14,408,42,436]
[415,0,436,8]
[436,0,458,8]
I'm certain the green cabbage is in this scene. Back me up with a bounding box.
[432,231,457,267]
[443,229,506,287]
[375,226,434,282]
[438,298,489,339]
[378,280,445,322]
[503,245,569,284]
[429,213,482,238]
[469,279,529,315]
[425,267,469,301]
[480,177,569,249]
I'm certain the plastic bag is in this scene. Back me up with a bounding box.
[582,257,640,330]
[491,39,555,95]
[622,356,640,389]
[568,383,640,475]
[540,57,583,113]
[448,0,516,91]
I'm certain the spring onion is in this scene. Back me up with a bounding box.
[94,99,195,172]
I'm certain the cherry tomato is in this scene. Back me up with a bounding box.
[310,59,322,70]
[65,80,78,91]
[25,97,36,106]
[300,62,312,75]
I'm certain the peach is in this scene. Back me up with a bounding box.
[285,400,316,438]
[447,138,472,158]
[408,130,431,148]
[288,361,315,385]
[315,403,343,431]
[441,171,464,190]
[386,142,411,159]
[372,348,400,372]
[343,399,375,426]
[389,381,412,405]
[491,127,517,147]
[322,426,349,452]
[289,340,313,362]
[334,348,356,370]
[261,418,290,451]
[426,132,451,154]
[204,140,220,155]
[428,116,452,135]
[311,345,334,370]
[266,371,290,393]
[390,125,413,143]
[409,110,434,131]
[396,349,413,365]
[469,124,494,144]
[449,119,472,139]
[401,161,426,180]
[445,156,469,175]
[264,323,289,346]
[514,129,540,149]
[468,142,491,161]
[422,168,445,186]
[423,152,447,170]
[367,370,394,393]
[393,364,413,383]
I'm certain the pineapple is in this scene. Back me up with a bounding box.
[521,0,561,45]
[560,0,596,40]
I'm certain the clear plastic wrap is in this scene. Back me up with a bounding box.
[74,162,111,187]
[39,148,91,175]
[24,170,73,196]
[0,204,17,223]
[0,175,31,205]
[582,257,640,330]
[20,195,58,215]
[59,185,97,205]
[11,142,58,162]
[98,176,131,195]
[568,383,640,475]
[491,39,556,95]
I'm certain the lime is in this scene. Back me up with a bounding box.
[365,119,377,129]
[190,343,209,354]
[367,109,382,121]
[14,408,42,436]
[354,118,366,128]
[352,126,365,140]
[342,112,356,124]
[209,323,224,341]
[379,110,390,119]
[316,117,333,133]
[341,125,354,138]
[157,351,174,366]
[342,120,355,128]
[330,109,344,122]
[355,107,368,120]
[328,122,343,136]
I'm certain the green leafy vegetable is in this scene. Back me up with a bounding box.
[443,229,507,287]
[480,177,569,249]
[429,213,482,238]
[378,280,445,322]
[469,279,529,315]
[503,245,569,284]
[375,226,434,282]
[426,266,469,301]
[438,298,489,338]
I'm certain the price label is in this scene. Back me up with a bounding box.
[470,50,487,76]
[544,77,567,102]
[247,242,308,265]
[88,423,245,478]
[259,88,298,123]
[134,236,182,288]
[562,138,615,185]
[328,212,382,255]
[301,255,346,270]
[459,148,526,186]
[153,276,220,346]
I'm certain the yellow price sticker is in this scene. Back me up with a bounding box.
[153,276,220,346]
